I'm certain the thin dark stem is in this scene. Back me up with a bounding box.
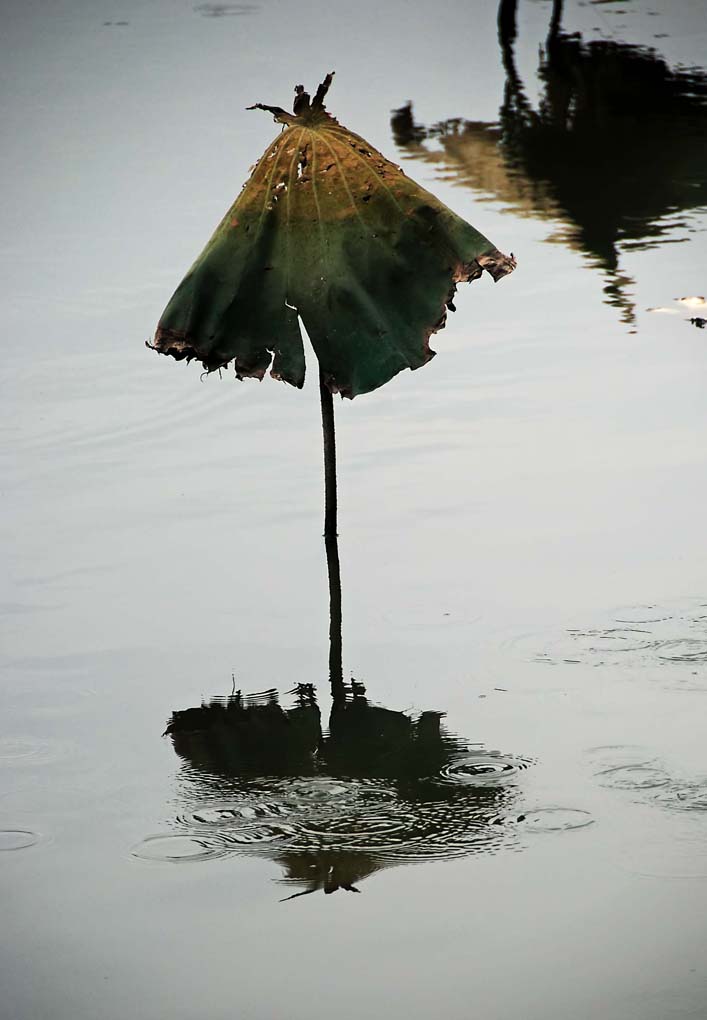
[319,370,338,540]
[319,370,344,704]
[497,0,532,126]
[497,0,518,51]
[325,534,344,703]
[548,0,563,44]
[498,0,521,93]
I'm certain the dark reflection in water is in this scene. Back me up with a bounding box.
[139,681,530,897]
[193,3,259,16]
[392,0,707,325]
[139,399,534,895]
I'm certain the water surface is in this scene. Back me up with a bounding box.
[2,1,707,1017]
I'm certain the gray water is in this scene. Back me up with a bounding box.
[2,1,707,1017]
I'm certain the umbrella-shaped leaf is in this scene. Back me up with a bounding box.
[149,74,515,398]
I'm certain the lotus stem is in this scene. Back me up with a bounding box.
[319,370,344,700]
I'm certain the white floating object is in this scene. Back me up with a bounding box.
[674,296,707,310]
[646,306,680,315]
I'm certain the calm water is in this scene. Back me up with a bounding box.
[2,0,707,1017]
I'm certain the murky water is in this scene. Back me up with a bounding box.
[2,1,707,1017]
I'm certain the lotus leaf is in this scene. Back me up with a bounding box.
[150,74,515,398]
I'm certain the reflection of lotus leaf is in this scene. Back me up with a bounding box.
[133,770,520,896]
[392,11,707,326]
[149,682,529,896]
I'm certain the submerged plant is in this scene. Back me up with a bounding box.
[148,74,515,688]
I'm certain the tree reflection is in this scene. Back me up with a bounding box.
[392,0,707,325]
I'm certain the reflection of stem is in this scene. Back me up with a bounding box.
[497,0,517,53]
[319,371,344,704]
[548,0,563,45]
[326,533,344,703]
[497,0,534,145]
[497,0,528,116]
[498,0,563,50]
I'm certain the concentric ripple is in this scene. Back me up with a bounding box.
[133,760,529,868]
[517,598,707,676]
[656,639,707,663]
[0,829,40,851]
[176,801,293,826]
[596,764,671,790]
[0,736,70,767]
[438,752,532,786]
[522,808,595,833]
[132,833,232,862]
[588,744,670,791]
[654,780,707,813]
[588,746,707,819]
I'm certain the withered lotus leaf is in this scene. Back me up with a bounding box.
[149,74,516,398]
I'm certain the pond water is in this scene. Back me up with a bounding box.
[2,0,707,1017]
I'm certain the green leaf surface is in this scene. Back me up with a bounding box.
[150,76,515,398]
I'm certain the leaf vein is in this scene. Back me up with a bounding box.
[321,125,404,212]
[318,136,367,228]
[285,129,308,301]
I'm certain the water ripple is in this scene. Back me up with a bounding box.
[588,746,707,817]
[655,781,707,813]
[133,765,527,869]
[133,832,232,862]
[437,752,532,786]
[521,598,707,679]
[523,808,595,833]
[596,764,671,791]
[0,736,71,768]
[0,829,41,851]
